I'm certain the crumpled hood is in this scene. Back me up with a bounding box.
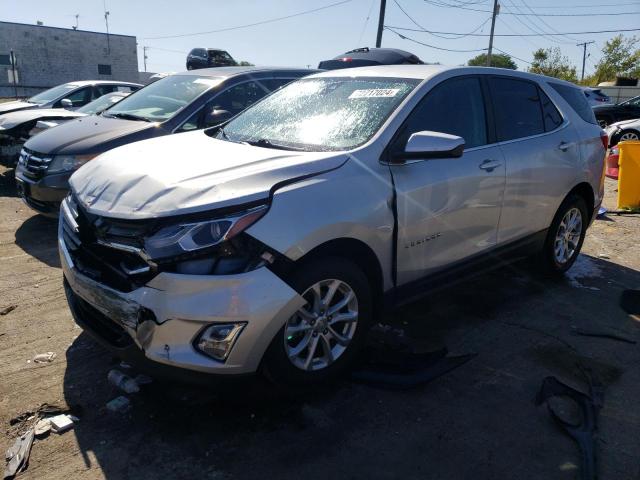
[70,130,348,219]
[608,118,640,129]
[0,100,37,115]
[23,115,155,155]
[0,108,84,130]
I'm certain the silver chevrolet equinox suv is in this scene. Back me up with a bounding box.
[59,66,606,385]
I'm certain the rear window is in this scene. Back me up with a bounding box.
[489,77,545,141]
[550,83,597,125]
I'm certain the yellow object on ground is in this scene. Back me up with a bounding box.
[617,141,640,209]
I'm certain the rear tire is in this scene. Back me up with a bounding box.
[540,194,588,275]
[262,257,372,386]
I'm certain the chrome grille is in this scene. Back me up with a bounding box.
[19,148,52,180]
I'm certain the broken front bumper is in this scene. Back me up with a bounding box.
[60,230,305,376]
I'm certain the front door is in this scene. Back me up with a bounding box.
[390,76,506,285]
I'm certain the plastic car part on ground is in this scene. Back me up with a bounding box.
[605,146,619,179]
[350,323,477,390]
[536,369,604,480]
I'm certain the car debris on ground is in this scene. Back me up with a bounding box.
[32,352,56,363]
[4,405,79,478]
[106,396,131,413]
[536,368,604,480]
[0,305,17,316]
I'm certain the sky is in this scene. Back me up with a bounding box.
[1,0,639,77]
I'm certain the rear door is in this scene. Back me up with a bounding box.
[391,75,506,284]
[488,76,577,244]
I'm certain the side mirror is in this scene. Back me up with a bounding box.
[393,131,465,163]
[60,98,73,109]
[204,106,232,127]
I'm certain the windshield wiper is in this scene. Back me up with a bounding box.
[105,112,151,122]
[246,138,304,151]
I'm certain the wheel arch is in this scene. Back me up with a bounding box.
[566,182,595,216]
[293,237,385,319]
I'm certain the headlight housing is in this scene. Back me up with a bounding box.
[194,323,246,361]
[47,154,97,173]
[144,205,268,260]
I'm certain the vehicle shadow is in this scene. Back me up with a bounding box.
[62,254,640,479]
[0,165,18,198]
[14,213,60,267]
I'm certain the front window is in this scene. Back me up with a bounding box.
[220,77,419,151]
[104,75,223,122]
[622,95,640,106]
[28,84,78,104]
[76,93,126,115]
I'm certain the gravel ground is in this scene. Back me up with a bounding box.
[1,163,639,480]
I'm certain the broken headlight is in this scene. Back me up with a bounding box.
[144,205,268,260]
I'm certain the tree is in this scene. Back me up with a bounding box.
[237,60,254,66]
[467,53,517,69]
[593,35,640,84]
[528,47,578,82]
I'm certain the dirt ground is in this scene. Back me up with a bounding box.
[1,162,639,480]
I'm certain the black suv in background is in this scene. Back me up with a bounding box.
[16,67,316,217]
[318,47,423,70]
[593,95,640,128]
[186,48,237,70]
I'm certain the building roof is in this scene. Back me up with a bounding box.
[0,20,135,39]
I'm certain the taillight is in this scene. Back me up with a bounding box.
[340,57,353,62]
[600,133,609,150]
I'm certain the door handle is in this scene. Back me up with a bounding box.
[479,159,501,172]
[558,141,571,152]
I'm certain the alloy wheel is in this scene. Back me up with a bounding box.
[284,279,359,371]
[554,207,583,264]
[620,131,639,141]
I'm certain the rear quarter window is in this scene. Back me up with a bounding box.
[549,83,598,125]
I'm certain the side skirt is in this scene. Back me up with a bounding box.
[384,229,548,310]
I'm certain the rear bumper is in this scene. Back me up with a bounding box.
[59,225,305,376]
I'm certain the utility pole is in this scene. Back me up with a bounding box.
[577,41,595,81]
[73,14,79,30]
[486,0,500,66]
[143,46,148,72]
[104,1,111,54]
[375,0,386,48]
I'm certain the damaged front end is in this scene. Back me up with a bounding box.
[59,194,305,375]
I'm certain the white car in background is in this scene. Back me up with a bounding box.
[605,118,640,146]
[582,87,612,107]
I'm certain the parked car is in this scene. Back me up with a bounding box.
[582,87,611,107]
[15,67,315,216]
[186,48,236,70]
[318,47,423,70]
[605,145,620,179]
[0,92,130,147]
[0,80,141,115]
[605,118,640,146]
[593,94,640,128]
[59,66,605,386]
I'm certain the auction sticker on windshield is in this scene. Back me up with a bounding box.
[349,88,400,99]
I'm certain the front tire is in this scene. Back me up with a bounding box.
[262,257,372,386]
[619,129,640,142]
[541,194,588,274]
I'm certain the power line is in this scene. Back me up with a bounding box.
[492,47,532,64]
[423,1,640,16]
[508,1,640,8]
[501,0,571,45]
[385,26,487,52]
[392,0,491,39]
[357,0,377,46]
[506,0,582,43]
[142,0,353,40]
[384,25,640,37]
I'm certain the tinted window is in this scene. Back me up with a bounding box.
[539,88,563,132]
[94,85,116,97]
[213,81,269,115]
[395,76,487,149]
[550,82,597,125]
[28,84,77,104]
[63,87,92,107]
[490,77,544,141]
